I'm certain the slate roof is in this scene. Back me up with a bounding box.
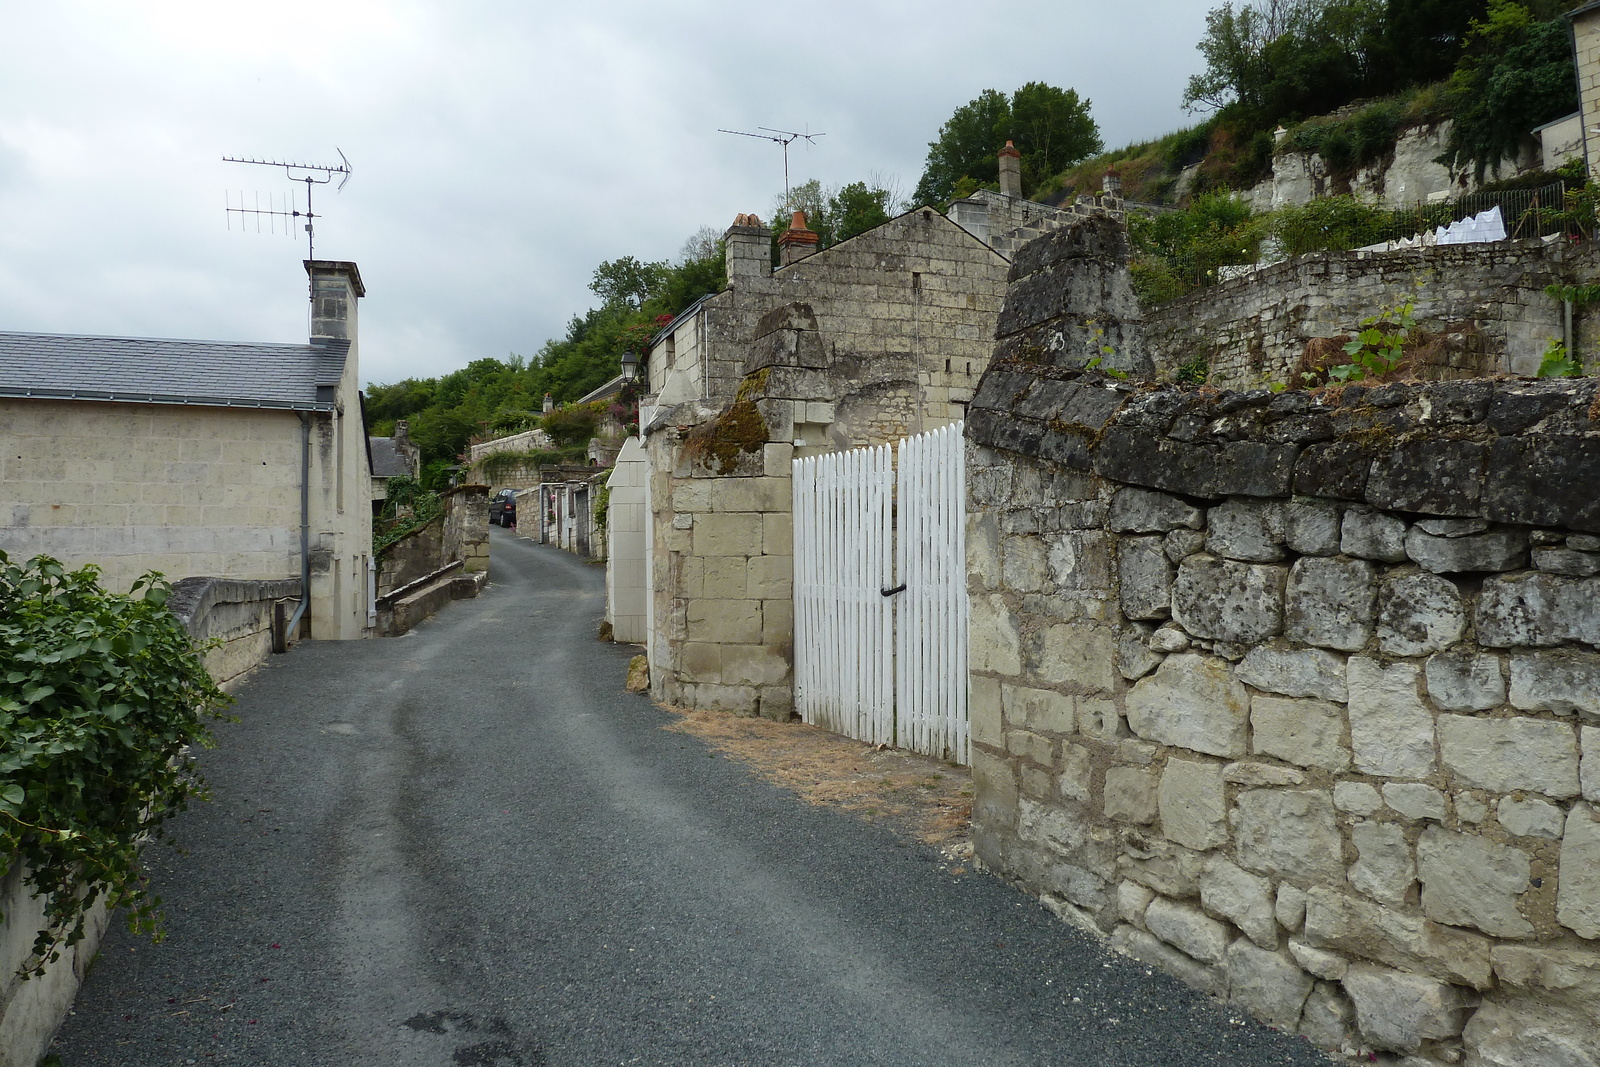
[0,330,349,412]
[368,437,413,479]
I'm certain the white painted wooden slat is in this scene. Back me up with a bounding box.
[792,425,968,763]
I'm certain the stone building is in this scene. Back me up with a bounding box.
[633,203,1020,717]
[0,260,373,642]
[964,212,1600,1063]
[368,418,420,508]
[1570,0,1600,182]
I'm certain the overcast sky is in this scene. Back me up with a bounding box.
[0,1,1212,387]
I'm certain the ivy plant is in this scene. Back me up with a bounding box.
[0,553,230,976]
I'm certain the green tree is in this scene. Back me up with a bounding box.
[589,255,669,310]
[1440,0,1577,181]
[913,88,1012,205]
[829,181,894,242]
[1011,82,1104,181]
[914,84,1101,205]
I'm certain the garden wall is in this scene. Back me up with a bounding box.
[966,214,1600,1064]
[168,576,301,686]
[1143,238,1600,389]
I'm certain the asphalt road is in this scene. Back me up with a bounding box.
[51,527,1332,1066]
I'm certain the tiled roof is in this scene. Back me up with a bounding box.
[0,330,349,411]
[368,437,413,479]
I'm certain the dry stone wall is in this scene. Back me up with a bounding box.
[1143,239,1600,390]
[966,215,1600,1064]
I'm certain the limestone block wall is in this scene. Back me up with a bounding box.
[967,214,1600,1063]
[1574,8,1600,184]
[0,400,302,591]
[0,866,111,1067]
[168,576,301,687]
[648,208,1009,424]
[644,430,795,719]
[377,485,488,595]
[1142,239,1600,389]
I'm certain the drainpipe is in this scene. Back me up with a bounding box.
[1565,297,1575,358]
[279,412,313,648]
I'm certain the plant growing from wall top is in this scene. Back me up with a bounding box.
[1331,298,1416,382]
[0,553,230,976]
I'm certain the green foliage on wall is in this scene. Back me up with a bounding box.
[0,553,230,975]
[1440,1,1578,181]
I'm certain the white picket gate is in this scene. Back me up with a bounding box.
[792,422,969,764]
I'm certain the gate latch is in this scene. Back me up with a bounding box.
[880,583,907,597]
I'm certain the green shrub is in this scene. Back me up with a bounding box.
[1270,195,1391,256]
[0,554,230,975]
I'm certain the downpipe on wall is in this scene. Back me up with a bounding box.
[277,412,312,650]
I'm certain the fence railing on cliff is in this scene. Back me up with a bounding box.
[1367,181,1578,246]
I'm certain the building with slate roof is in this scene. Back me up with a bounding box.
[0,260,373,641]
[368,419,421,508]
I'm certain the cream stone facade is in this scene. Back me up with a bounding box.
[0,260,372,641]
[636,206,1022,716]
[1572,2,1600,182]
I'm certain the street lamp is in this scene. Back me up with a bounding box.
[620,350,644,386]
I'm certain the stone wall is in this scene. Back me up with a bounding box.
[0,866,111,1067]
[168,576,301,686]
[638,208,1011,715]
[377,485,488,596]
[965,215,1600,1063]
[1143,239,1600,389]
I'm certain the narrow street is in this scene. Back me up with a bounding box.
[52,528,1330,1066]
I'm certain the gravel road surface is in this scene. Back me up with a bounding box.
[51,527,1332,1066]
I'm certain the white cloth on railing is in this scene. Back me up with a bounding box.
[1435,206,1506,245]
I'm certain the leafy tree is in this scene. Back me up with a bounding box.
[590,255,669,311]
[1440,0,1577,181]
[829,181,894,241]
[914,84,1101,205]
[769,178,899,253]
[913,89,1012,205]
[1011,82,1104,182]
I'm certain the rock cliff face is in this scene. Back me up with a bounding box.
[966,215,1600,1064]
[1238,120,1535,213]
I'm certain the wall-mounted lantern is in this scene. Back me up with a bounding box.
[620,350,645,386]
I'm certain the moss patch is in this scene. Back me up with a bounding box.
[682,368,772,475]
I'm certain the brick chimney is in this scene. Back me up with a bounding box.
[724,213,772,284]
[306,260,365,342]
[998,141,1022,199]
[777,210,820,266]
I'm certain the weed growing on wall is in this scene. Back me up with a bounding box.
[0,553,230,976]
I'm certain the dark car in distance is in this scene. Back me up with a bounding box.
[489,488,517,527]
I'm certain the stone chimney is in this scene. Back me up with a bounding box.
[998,140,1022,199]
[543,392,554,414]
[777,210,820,266]
[724,213,772,284]
[306,260,365,342]
[1102,170,1122,198]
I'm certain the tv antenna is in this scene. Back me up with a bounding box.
[223,149,352,262]
[717,127,824,202]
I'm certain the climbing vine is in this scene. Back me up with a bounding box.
[0,553,230,976]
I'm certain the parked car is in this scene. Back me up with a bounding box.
[488,488,517,527]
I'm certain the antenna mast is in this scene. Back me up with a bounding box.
[717,127,824,203]
[223,149,353,262]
